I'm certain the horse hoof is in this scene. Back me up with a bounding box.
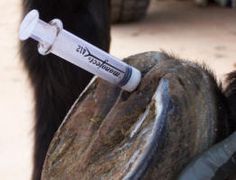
[42,52,229,180]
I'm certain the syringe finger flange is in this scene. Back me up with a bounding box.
[38,19,63,55]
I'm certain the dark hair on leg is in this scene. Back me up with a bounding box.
[225,71,236,132]
[20,1,110,179]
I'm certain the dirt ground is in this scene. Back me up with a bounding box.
[0,0,235,179]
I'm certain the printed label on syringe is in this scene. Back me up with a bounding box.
[76,45,125,80]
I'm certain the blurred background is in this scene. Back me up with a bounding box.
[0,0,235,179]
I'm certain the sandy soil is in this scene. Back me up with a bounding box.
[111,0,236,80]
[0,0,235,179]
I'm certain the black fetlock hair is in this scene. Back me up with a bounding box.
[20,1,110,179]
[225,71,236,132]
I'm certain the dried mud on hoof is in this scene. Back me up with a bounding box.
[42,52,228,180]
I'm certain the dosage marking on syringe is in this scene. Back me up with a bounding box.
[76,45,87,55]
[76,45,125,78]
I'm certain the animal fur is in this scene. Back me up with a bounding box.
[20,1,110,179]
[20,0,236,179]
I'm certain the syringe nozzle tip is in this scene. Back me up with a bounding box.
[19,9,39,40]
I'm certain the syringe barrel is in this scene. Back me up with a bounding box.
[19,10,141,92]
[51,29,140,91]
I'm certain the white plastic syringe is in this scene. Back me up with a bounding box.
[19,10,141,92]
